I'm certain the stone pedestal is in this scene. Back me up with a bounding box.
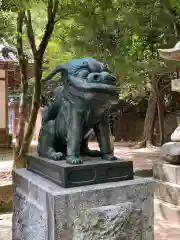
[153,161,180,224]
[27,154,133,188]
[12,169,154,240]
[160,78,180,164]
[157,43,180,225]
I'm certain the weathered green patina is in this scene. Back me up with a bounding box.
[38,58,119,164]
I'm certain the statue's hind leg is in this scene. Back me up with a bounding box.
[81,136,101,157]
[37,120,64,160]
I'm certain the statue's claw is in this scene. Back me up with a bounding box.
[66,156,83,164]
[50,152,65,161]
[102,154,119,161]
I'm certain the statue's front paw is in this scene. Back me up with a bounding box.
[102,154,119,161]
[66,156,83,165]
[50,152,65,161]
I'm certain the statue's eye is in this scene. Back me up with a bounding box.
[103,64,110,72]
[94,74,100,81]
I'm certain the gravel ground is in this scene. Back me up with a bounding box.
[0,213,12,240]
[0,141,159,186]
[155,217,180,240]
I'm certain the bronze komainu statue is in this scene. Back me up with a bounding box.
[38,58,119,164]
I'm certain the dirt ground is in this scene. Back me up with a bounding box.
[0,213,12,240]
[0,141,160,185]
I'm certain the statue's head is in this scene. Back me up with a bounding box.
[72,58,116,85]
[63,58,119,105]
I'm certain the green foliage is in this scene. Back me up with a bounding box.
[2,0,180,102]
[0,9,16,43]
[56,0,180,102]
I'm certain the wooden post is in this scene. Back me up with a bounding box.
[0,63,10,147]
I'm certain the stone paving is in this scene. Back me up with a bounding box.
[155,217,180,240]
[0,213,12,240]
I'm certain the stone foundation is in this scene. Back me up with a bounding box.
[73,202,143,239]
[154,161,180,225]
[12,169,154,240]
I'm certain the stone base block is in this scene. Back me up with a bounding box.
[154,199,180,225]
[154,161,180,226]
[73,202,143,239]
[12,169,154,240]
[153,161,180,184]
[154,180,180,206]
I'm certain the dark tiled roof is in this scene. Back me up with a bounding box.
[0,38,18,62]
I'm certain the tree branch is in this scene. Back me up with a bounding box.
[38,0,59,59]
[16,10,26,81]
[160,82,171,94]
[52,0,59,17]
[14,10,28,160]
[24,10,37,56]
[48,0,53,20]
[18,0,59,158]
[54,17,61,23]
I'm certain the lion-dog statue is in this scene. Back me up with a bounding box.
[38,58,120,164]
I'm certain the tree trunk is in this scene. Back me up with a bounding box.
[141,92,157,146]
[133,72,158,149]
[13,10,28,168]
[13,83,29,168]
[18,59,42,157]
[157,93,164,145]
[13,1,59,168]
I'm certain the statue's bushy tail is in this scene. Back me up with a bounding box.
[41,65,64,82]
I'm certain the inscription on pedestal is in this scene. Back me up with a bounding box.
[26,154,134,188]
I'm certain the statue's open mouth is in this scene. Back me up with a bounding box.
[66,75,120,94]
[64,74,119,102]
